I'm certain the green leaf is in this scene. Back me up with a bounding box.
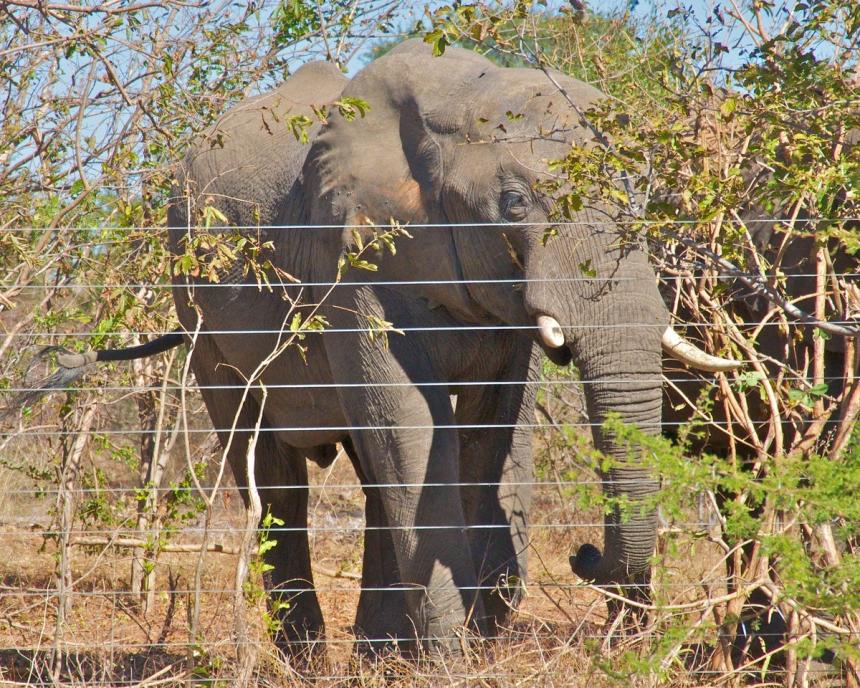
[787,388,806,404]
[735,371,765,392]
[258,539,279,555]
[578,259,597,277]
[202,205,228,228]
[335,97,370,122]
[286,114,313,143]
[718,97,734,120]
[349,258,378,272]
[809,382,829,398]
[289,312,303,332]
[423,29,448,56]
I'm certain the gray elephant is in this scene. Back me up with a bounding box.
[33,39,733,656]
[660,184,858,664]
[662,205,858,454]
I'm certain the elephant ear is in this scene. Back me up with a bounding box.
[304,46,495,234]
[177,60,347,232]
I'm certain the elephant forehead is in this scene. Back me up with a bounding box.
[464,68,599,125]
[447,136,568,188]
[464,99,587,149]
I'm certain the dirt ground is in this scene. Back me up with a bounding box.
[0,436,738,687]
[0,376,741,687]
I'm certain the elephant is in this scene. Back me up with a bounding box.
[660,120,859,454]
[663,218,857,455]
[27,38,735,657]
[659,190,858,666]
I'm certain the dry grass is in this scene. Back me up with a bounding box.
[0,438,748,688]
[2,385,844,687]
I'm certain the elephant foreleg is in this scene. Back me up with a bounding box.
[455,339,540,631]
[324,291,486,654]
[343,438,412,655]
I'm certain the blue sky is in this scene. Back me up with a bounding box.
[345,0,759,76]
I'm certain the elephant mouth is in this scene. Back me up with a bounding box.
[540,340,573,366]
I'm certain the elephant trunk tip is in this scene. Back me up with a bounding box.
[569,543,604,582]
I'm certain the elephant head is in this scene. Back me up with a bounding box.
[304,39,736,589]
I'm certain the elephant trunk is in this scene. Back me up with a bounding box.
[570,337,662,586]
[522,224,667,587]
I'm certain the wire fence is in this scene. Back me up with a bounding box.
[1,220,858,686]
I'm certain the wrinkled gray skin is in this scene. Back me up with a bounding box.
[169,39,668,656]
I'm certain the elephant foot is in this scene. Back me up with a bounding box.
[352,626,468,664]
[414,611,482,658]
[347,646,470,684]
[352,628,415,659]
[352,638,405,660]
[730,593,788,673]
[269,596,327,673]
[273,629,328,676]
[353,581,416,657]
[352,583,481,657]
[355,614,473,659]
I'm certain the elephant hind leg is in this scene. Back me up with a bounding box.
[188,332,324,664]
[254,437,326,662]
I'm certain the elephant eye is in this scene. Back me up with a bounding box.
[500,190,528,221]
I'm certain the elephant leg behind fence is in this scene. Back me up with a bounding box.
[716,488,789,669]
[456,338,539,631]
[324,289,486,655]
[343,437,414,655]
[188,332,325,662]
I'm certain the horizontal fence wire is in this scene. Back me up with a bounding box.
[4,272,859,289]
[0,675,842,688]
[12,676,844,685]
[5,218,860,230]
[6,483,600,497]
[0,420,850,436]
[0,479,750,494]
[0,672,843,687]
[8,321,860,338]
[0,523,722,536]
[0,375,845,395]
[0,582,744,595]
[0,488,802,498]
[7,631,848,650]
[0,375,852,394]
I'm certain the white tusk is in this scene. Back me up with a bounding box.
[661,327,742,373]
[537,315,565,349]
